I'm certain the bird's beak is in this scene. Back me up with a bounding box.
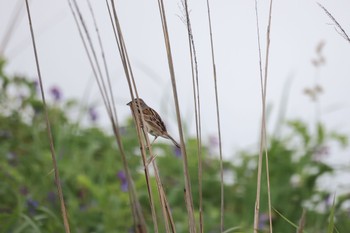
[126,101,131,106]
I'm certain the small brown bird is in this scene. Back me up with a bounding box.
[127,98,180,148]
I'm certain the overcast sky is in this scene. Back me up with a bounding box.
[1,1,350,190]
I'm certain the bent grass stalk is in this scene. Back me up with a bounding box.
[317,3,350,44]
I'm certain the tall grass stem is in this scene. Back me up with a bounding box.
[25,1,71,232]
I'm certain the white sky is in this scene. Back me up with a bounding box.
[1,0,350,191]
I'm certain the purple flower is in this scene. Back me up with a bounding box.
[49,86,62,101]
[258,213,269,230]
[88,107,98,122]
[324,194,334,208]
[26,199,39,215]
[117,170,126,181]
[173,146,181,158]
[117,171,128,192]
[313,145,329,161]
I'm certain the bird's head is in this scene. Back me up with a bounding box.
[127,98,147,109]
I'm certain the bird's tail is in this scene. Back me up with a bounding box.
[166,134,180,148]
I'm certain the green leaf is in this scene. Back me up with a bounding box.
[317,123,325,145]
[330,132,348,148]
[287,120,311,146]
[327,195,336,233]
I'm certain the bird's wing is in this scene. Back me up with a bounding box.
[142,107,167,132]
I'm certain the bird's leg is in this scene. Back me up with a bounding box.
[151,136,158,145]
[145,136,158,166]
[143,136,157,151]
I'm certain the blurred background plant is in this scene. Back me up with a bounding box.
[1,57,350,232]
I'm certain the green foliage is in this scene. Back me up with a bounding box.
[327,196,335,233]
[1,58,349,232]
[0,58,135,232]
[229,118,349,232]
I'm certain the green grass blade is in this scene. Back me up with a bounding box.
[16,214,42,233]
[273,208,309,233]
[222,226,242,233]
[327,195,336,233]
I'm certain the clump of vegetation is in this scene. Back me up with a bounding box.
[1,58,349,232]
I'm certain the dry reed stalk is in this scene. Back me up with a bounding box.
[253,0,274,232]
[90,1,149,231]
[107,2,158,232]
[68,0,148,231]
[180,0,204,232]
[296,209,306,233]
[87,0,118,122]
[68,0,111,116]
[109,1,176,232]
[205,0,225,231]
[25,1,71,232]
[156,0,197,232]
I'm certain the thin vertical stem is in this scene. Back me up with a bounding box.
[156,0,196,232]
[87,0,118,124]
[253,0,274,232]
[206,0,224,231]
[109,1,176,232]
[181,1,203,232]
[71,0,113,117]
[69,1,148,231]
[25,1,70,233]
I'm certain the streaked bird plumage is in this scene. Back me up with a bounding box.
[127,98,180,148]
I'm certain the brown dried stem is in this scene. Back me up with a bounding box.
[156,0,197,232]
[205,0,225,231]
[253,0,274,232]
[25,1,70,232]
